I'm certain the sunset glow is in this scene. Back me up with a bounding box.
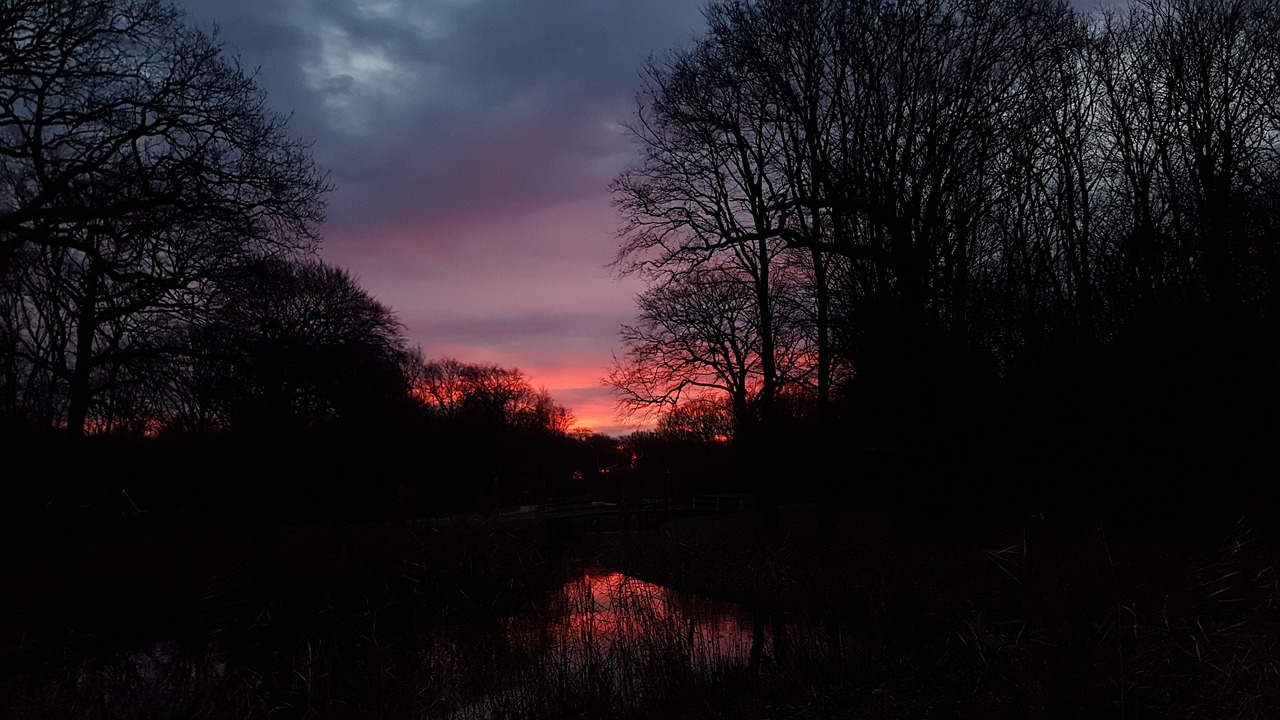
[172,0,706,437]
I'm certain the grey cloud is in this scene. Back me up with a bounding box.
[319,74,356,95]
[179,0,703,235]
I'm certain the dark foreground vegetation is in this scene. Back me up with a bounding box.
[3,507,1278,718]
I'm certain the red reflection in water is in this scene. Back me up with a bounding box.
[506,567,756,666]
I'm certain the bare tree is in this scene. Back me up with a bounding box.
[613,0,1280,483]
[611,18,795,429]
[607,264,813,437]
[0,0,330,434]
[657,393,735,443]
[411,358,574,434]
[611,0,1072,407]
[1121,0,1280,321]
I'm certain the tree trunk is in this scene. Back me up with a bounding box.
[66,264,100,437]
[811,246,831,415]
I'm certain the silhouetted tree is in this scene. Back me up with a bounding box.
[613,0,1069,444]
[1094,0,1280,324]
[411,358,573,434]
[611,19,796,434]
[210,257,408,433]
[615,0,1280,504]
[0,0,329,435]
[607,265,798,438]
[405,357,578,509]
[657,393,735,443]
[617,426,736,497]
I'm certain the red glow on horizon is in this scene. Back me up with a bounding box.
[414,358,645,437]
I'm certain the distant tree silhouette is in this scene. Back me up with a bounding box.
[403,357,578,509]
[615,426,736,497]
[410,357,573,434]
[657,394,735,444]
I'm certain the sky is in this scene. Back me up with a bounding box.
[176,0,708,436]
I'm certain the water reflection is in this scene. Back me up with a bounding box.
[508,565,757,665]
[440,562,770,718]
[13,559,813,718]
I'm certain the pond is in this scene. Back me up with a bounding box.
[510,565,758,664]
[411,559,791,718]
[10,553,822,719]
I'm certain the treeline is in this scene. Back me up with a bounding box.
[609,0,1280,510]
[0,0,620,522]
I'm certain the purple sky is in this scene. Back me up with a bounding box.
[176,0,707,436]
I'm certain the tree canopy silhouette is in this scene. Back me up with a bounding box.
[1,0,329,436]
[207,257,409,434]
[409,357,574,435]
[612,0,1280,501]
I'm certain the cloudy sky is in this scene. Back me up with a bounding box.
[175,0,707,436]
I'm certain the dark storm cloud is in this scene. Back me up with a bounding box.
[180,0,704,235]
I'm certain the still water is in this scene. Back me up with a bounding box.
[421,560,784,718]
[507,565,757,664]
[71,560,793,719]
